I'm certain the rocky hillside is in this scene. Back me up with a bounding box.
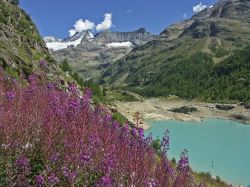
[0,0,48,76]
[45,28,156,79]
[0,0,69,81]
[101,0,250,101]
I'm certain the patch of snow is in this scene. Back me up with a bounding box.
[88,32,94,39]
[46,35,84,51]
[106,41,133,48]
[46,31,95,51]
[193,3,207,13]
[44,36,62,43]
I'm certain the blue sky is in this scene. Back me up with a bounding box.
[20,0,217,38]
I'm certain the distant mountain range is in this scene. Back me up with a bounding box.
[101,0,250,101]
[44,28,156,79]
[43,0,250,102]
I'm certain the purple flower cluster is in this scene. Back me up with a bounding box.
[177,149,190,173]
[6,91,16,100]
[97,175,113,187]
[50,152,60,163]
[28,74,37,84]
[161,129,170,155]
[62,167,77,182]
[15,156,29,169]
[39,60,48,67]
[80,154,91,164]
[48,173,60,185]
[35,175,45,187]
[0,72,198,186]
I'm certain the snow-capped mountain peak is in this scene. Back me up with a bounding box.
[44,28,155,52]
[44,31,94,51]
[46,28,156,79]
[64,31,93,42]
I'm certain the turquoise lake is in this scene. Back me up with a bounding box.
[145,119,250,186]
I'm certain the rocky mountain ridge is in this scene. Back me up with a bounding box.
[45,28,156,79]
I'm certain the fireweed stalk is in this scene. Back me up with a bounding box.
[0,63,204,186]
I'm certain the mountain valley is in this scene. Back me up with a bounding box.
[100,0,250,102]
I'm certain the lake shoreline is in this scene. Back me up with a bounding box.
[113,99,250,186]
[145,119,250,187]
[113,98,250,130]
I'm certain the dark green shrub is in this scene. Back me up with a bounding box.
[112,112,126,124]
[152,139,161,154]
[61,59,72,73]
[12,0,19,5]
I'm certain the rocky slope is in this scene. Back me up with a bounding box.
[101,0,250,101]
[0,0,49,75]
[45,28,156,79]
[0,0,71,82]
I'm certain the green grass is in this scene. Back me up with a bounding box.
[112,112,127,124]
[106,90,142,102]
[194,172,228,187]
[104,45,250,102]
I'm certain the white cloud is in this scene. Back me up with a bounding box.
[67,13,114,36]
[126,9,134,14]
[193,2,207,13]
[74,19,95,32]
[96,13,112,31]
[69,29,77,37]
[183,13,188,19]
